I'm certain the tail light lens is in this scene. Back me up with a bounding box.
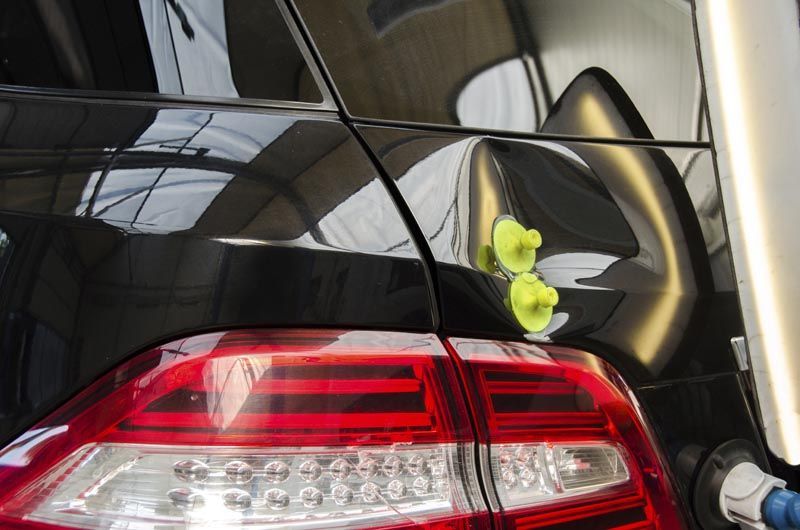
[446,338,684,529]
[0,330,488,530]
[0,330,684,529]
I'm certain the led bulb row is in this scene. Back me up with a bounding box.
[168,475,444,512]
[173,452,441,486]
[497,445,547,492]
[491,442,630,509]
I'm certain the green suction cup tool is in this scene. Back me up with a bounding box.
[492,215,542,275]
[508,272,559,333]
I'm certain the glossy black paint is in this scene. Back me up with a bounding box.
[0,96,433,446]
[359,124,740,383]
[640,373,768,512]
[357,121,763,520]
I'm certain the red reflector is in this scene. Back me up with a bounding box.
[0,330,488,530]
[446,338,684,530]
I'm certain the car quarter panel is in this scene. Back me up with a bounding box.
[0,97,434,446]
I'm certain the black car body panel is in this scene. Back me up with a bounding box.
[0,1,774,527]
[357,125,740,384]
[0,96,434,446]
[356,123,766,517]
[639,373,766,506]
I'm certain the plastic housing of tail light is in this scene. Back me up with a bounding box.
[446,338,684,530]
[0,330,489,530]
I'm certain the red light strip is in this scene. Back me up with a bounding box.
[513,491,648,528]
[247,378,424,394]
[125,411,435,430]
[486,380,582,395]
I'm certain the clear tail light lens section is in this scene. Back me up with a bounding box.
[446,338,684,529]
[491,442,630,508]
[0,330,488,529]
[15,443,478,529]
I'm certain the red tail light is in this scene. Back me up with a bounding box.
[0,330,684,529]
[446,338,684,529]
[0,330,488,530]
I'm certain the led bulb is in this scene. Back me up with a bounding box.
[361,481,381,503]
[167,488,204,509]
[224,460,253,484]
[498,450,514,470]
[173,459,209,482]
[265,488,289,510]
[299,459,322,482]
[413,476,433,495]
[388,479,407,499]
[329,458,352,480]
[264,461,290,483]
[502,468,518,489]
[406,454,427,476]
[332,484,354,506]
[357,458,379,479]
[515,447,534,469]
[299,486,323,507]
[382,455,403,477]
[222,488,252,511]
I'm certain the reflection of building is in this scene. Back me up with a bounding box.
[0,0,324,103]
[0,104,412,253]
[299,0,704,141]
[0,98,426,442]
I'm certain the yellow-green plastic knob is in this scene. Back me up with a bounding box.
[507,274,559,333]
[538,286,559,308]
[492,217,543,274]
[520,229,542,251]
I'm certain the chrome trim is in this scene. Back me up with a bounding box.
[730,337,749,372]
[0,84,335,112]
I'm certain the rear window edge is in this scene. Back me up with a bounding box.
[0,83,337,113]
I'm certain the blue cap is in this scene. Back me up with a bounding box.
[764,489,800,530]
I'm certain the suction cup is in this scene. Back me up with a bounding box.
[508,272,559,332]
[492,216,542,275]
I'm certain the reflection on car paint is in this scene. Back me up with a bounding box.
[358,61,734,383]
[0,229,11,285]
[358,126,739,383]
[0,105,416,258]
[297,0,705,141]
[0,98,434,447]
